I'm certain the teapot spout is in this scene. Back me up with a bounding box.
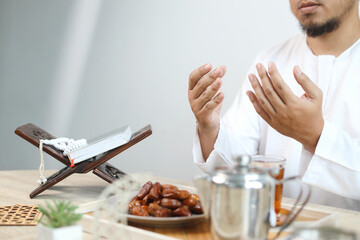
[193,174,211,220]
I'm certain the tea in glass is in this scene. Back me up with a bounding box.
[250,155,286,216]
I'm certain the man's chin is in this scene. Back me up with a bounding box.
[300,18,340,38]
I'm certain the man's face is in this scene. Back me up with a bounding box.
[290,0,357,37]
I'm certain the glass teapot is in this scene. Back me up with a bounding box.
[194,155,311,240]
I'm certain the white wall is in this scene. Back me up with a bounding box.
[0,0,299,181]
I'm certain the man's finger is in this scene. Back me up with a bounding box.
[197,92,224,115]
[246,91,271,123]
[190,65,226,100]
[248,73,276,116]
[267,62,297,104]
[293,65,322,100]
[188,63,212,90]
[193,78,223,113]
[256,63,285,110]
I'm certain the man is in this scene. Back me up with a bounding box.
[188,0,360,210]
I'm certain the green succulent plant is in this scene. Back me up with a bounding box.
[38,200,82,228]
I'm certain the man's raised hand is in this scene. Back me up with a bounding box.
[246,62,324,153]
[188,63,227,159]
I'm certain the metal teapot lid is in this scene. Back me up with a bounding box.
[233,154,251,168]
[210,155,271,188]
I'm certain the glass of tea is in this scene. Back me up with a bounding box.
[250,155,286,217]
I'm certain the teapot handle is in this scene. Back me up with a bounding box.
[271,176,312,240]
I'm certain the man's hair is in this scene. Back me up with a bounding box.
[301,18,340,37]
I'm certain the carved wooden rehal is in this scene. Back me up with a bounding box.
[15,123,152,199]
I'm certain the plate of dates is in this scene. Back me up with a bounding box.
[127,181,205,227]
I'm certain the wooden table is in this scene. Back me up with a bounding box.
[1,170,360,239]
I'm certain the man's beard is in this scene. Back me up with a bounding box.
[300,17,340,37]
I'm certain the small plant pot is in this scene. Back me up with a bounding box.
[37,223,82,240]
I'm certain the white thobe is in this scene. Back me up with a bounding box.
[193,34,360,211]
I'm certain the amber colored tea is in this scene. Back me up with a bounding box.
[270,166,285,216]
[250,155,286,217]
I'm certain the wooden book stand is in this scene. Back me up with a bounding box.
[15,123,152,199]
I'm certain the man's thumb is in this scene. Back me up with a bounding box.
[293,65,321,100]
